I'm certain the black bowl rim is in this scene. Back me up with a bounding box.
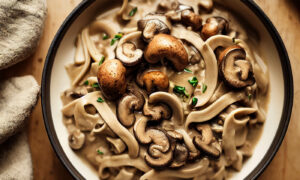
[41,0,294,179]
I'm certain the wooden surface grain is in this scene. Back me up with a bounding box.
[0,0,298,179]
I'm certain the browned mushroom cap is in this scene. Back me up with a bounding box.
[219,45,255,89]
[166,130,183,141]
[193,136,220,158]
[144,129,173,168]
[117,88,145,127]
[201,16,229,40]
[97,59,127,100]
[141,71,169,93]
[144,34,189,71]
[138,15,171,43]
[170,143,188,168]
[181,10,202,30]
[143,102,172,121]
[68,130,85,150]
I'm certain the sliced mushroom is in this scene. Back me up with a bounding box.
[116,31,143,66]
[145,34,189,71]
[166,130,183,141]
[106,137,126,154]
[68,129,85,150]
[138,14,171,42]
[170,143,188,168]
[141,71,169,93]
[158,0,179,11]
[165,4,193,22]
[97,59,127,100]
[181,10,202,30]
[219,45,255,88]
[193,136,220,158]
[91,120,116,137]
[201,17,229,40]
[195,124,213,145]
[143,101,172,121]
[117,88,145,127]
[148,92,184,125]
[144,129,173,168]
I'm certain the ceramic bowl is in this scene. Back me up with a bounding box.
[42,0,293,179]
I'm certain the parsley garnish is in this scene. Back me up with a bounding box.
[173,85,189,97]
[129,7,138,17]
[202,83,207,93]
[92,83,99,88]
[188,77,198,87]
[248,94,252,100]
[83,80,89,86]
[97,149,104,155]
[192,97,198,106]
[110,33,123,46]
[97,97,104,103]
[102,33,109,40]
[184,68,192,73]
[99,56,105,65]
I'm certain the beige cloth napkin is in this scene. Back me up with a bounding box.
[0,131,33,180]
[0,76,40,179]
[0,0,47,70]
[0,76,40,143]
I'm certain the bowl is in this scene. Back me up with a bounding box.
[41,0,293,179]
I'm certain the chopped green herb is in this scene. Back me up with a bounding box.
[110,33,123,46]
[97,149,104,155]
[110,38,116,45]
[188,77,198,87]
[92,83,99,88]
[97,97,104,103]
[184,68,192,73]
[129,7,138,17]
[173,85,189,97]
[83,80,89,86]
[248,94,252,100]
[192,97,198,106]
[102,33,109,40]
[99,56,105,65]
[202,83,207,93]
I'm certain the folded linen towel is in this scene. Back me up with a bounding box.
[0,131,33,180]
[0,0,47,70]
[0,75,40,144]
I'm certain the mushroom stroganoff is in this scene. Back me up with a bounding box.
[61,0,269,179]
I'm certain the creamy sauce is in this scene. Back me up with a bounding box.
[61,0,270,179]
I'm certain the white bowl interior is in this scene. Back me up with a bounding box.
[49,0,284,179]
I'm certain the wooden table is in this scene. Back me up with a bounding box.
[1,0,298,179]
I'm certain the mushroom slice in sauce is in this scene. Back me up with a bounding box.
[138,14,171,42]
[117,88,145,127]
[170,143,189,168]
[116,31,144,66]
[144,129,173,169]
[219,45,255,89]
[193,136,220,158]
[68,129,85,150]
[143,102,172,121]
[144,34,189,71]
